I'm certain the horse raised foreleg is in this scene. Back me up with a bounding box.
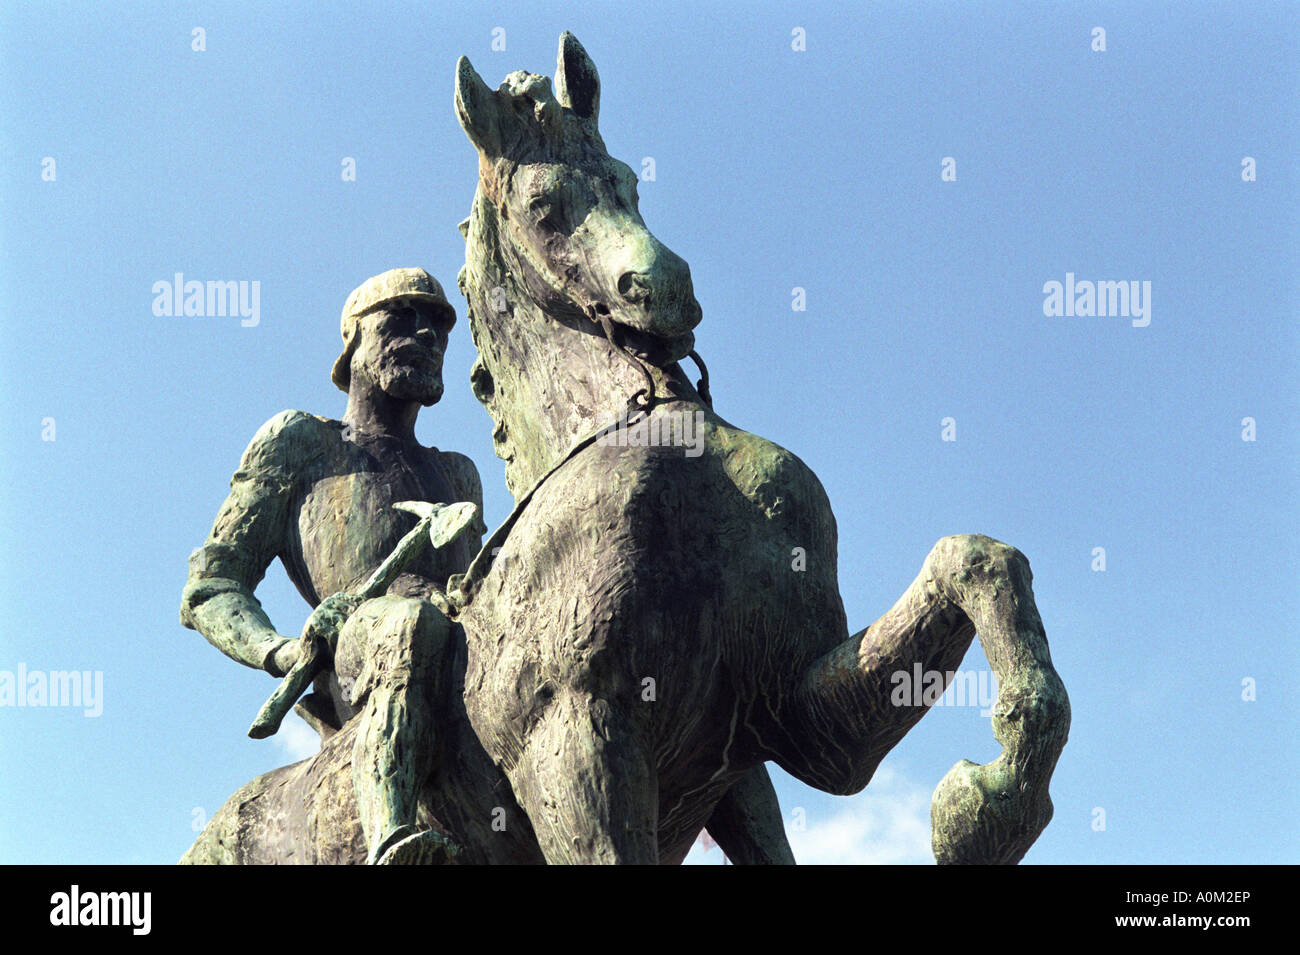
[792,534,1070,864]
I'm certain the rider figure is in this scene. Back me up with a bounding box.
[181,268,486,864]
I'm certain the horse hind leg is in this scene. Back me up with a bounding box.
[506,690,658,864]
[789,533,1070,864]
[702,764,796,865]
[182,718,367,865]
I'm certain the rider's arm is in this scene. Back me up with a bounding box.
[180,410,310,675]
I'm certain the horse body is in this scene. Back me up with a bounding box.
[449,33,1068,865]
[458,403,848,860]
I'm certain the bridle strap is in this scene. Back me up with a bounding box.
[590,304,657,415]
[445,305,657,616]
[687,349,712,408]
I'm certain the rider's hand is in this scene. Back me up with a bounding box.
[300,592,364,646]
[265,593,362,677]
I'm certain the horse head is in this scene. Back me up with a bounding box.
[455,33,704,495]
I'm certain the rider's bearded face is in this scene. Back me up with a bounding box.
[354,300,450,406]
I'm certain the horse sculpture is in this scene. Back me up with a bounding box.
[182,32,1069,865]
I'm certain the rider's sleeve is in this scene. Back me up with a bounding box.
[179,410,309,673]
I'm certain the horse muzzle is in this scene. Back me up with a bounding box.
[611,260,703,342]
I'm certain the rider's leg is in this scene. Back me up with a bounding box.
[334,594,456,864]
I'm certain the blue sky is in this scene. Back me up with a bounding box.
[1,1,1295,864]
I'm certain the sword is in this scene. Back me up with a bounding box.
[247,500,478,740]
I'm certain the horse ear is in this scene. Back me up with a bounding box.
[455,56,502,154]
[556,31,599,123]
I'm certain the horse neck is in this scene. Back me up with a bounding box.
[465,237,668,497]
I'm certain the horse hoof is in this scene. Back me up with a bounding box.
[930,756,1052,865]
[373,827,462,865]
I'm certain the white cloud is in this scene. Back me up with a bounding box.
[274,714,321,763]
[787,765,933,865]
[684,764,935,866]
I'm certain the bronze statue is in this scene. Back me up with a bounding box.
[182,34,1069,865]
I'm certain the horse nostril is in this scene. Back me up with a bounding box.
[617,271,651,303]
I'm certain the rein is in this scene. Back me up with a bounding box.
[438,279,714,619]
[442,305,662,618]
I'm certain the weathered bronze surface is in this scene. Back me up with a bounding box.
[181,34,1069,865]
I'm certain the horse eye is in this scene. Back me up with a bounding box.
[527,196,561,228]
[470,360,495,401]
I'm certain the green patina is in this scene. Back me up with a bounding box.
[181,33,1068,866]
